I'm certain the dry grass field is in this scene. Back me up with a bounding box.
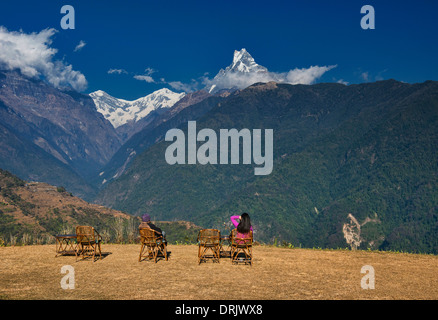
[0,244,437,300]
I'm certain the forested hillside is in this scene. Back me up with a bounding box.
[96,80,438,254]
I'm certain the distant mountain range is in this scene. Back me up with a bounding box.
[95,80,438,254]
[92,89,218,186]
[88,49,268,185]
[1,49,437,254]
[89,48,276,138]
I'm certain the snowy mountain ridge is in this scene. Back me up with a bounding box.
[89,88,185,128]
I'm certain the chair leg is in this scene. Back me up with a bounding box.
[91,244,96,262]
[153,246,158,263]
[97,243,102,260]
[77,244,85,261]
[75,245,80,262]
[162,244,168,261]
[216,245,220,263]
[198,245,202,264]
[139,243,144,262]
[93,243,102,262]
[141,245,155,262]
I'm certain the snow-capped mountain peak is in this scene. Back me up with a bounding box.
[207,48,268,93]
[229,48,268,73]
[90,88,185,128]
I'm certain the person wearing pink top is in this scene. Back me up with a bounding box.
[230,213,253,239]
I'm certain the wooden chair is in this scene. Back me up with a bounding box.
[230,229,253,266]
[75,226,102,262]
[197,229,221,264]
[139,228,168,263]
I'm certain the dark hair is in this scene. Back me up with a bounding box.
[237,213,251,234]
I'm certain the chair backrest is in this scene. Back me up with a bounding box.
[230,229,253,246]
[76,226,95,243]
[198,229,220,245]
[139,227,159,244]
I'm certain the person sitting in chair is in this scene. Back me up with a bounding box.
[230,212,253,241]
[139,213,167,245]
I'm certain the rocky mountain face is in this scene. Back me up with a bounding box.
[0,70,121,199]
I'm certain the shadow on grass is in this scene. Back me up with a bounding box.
[138,250,172,263]
[74,251,112,262]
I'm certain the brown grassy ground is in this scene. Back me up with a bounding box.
[0,244,437,300]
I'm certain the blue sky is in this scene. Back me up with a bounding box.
[0,0,437,99]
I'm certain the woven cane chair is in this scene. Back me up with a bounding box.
[197,229,221,264]
[139,228,168,263]
[230,229,253,266]
[75,226,102,262]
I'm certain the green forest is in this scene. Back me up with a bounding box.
[95,80,438,254]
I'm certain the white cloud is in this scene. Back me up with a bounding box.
[336,79,349,85]
[134,75,155,83]
[133,67,157,83]
[74,40,86,52]
[358,69,388,83]
[285,65,336,84]
[168,80,200,92]
[171,64,336,93]
[108,68,128,74]
[143,67,156,76]
[361,72,369,82]
[0,26,87,91]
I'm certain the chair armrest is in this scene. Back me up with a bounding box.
[152,229,164,237]
[95,230,103,241]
